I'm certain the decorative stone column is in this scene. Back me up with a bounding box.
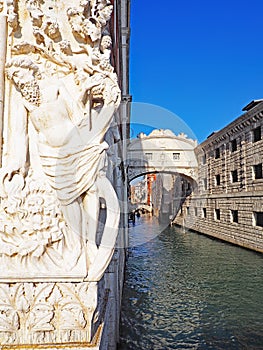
[0,0,7,165]
[0,0,121,347]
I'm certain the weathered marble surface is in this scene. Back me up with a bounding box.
[0,0,121,345]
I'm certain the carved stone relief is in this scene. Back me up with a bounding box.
[0,0,121,281]
[0,0,121,346]
[0,281,103,344]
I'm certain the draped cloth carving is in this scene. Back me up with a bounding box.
[0,0,121,282]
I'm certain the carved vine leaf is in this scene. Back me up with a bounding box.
[0,285,20,332]
[25,283,55,332]
[56,284,87,330]
[20,283,54,331]
[28,304,54,331]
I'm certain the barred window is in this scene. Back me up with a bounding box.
[253,126,261,143]
[231,170,238,183]
[215,147,220,159]
[215,209,220,220]
[253,163,262,179]
[231,139,237,152]
[231,210,238,223]
[253,212,263,227]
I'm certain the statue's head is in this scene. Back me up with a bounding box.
[5,57,41,87]
[6,57,41,106]
[100,35,112,52]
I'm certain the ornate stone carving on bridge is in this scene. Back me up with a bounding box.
[127,129,198,182]
[0,0,120,346]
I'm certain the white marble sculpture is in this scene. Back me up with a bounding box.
[0,0,121,345]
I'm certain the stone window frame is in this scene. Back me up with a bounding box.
[253,212,263,227]
[215,147,220,159]
[252,163,263,180]
[231,138,237,152]
[203,177,208,190]
[215,174,221,186]
[231,169,238,183]
[145,152,153,160]
[252,126,261,143]
[230,210,238,223]
[173,152,180,160]
[214,208,220,221]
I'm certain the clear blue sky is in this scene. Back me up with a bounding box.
[130,0,263,142]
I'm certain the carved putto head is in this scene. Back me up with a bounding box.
[83,17,101,42]
[100,35,112,52]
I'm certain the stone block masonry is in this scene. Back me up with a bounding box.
[174,100,263,253]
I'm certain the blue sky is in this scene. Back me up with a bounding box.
[129,0,263,142]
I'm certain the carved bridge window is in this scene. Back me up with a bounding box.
[173,152,180,160]
[145,152,153,160]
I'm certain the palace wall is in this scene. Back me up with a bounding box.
[0,0,130,349]
[174,100,263,253]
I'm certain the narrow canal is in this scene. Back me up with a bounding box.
[118,216,263,349]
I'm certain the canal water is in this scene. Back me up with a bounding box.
[118,216,263,349]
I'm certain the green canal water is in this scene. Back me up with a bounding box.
[118,216,263,349]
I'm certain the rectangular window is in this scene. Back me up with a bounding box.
[253,163,263,179]
[215,209,220,220]
[231,210,238,223]
[231,139,237,152]
[173,152,180,160]
[194,207,198,216]
[215,147,220,159]
[202,154,206,164]
[202,208,207,218]
[215,174,221,186]
[253,212,263,227]
[253,126,261,143]
[145,152,153,160]
[231,170,238,183]
[186,207,190,215]
[203,178,208,190]
[160,153,165,160]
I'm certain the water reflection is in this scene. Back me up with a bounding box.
[118,216,263,349]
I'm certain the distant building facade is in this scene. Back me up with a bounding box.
[130,177,147,204]
[174,100,263,253]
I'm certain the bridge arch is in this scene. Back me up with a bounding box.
[127,129,198,223]
[127,129,198,182]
